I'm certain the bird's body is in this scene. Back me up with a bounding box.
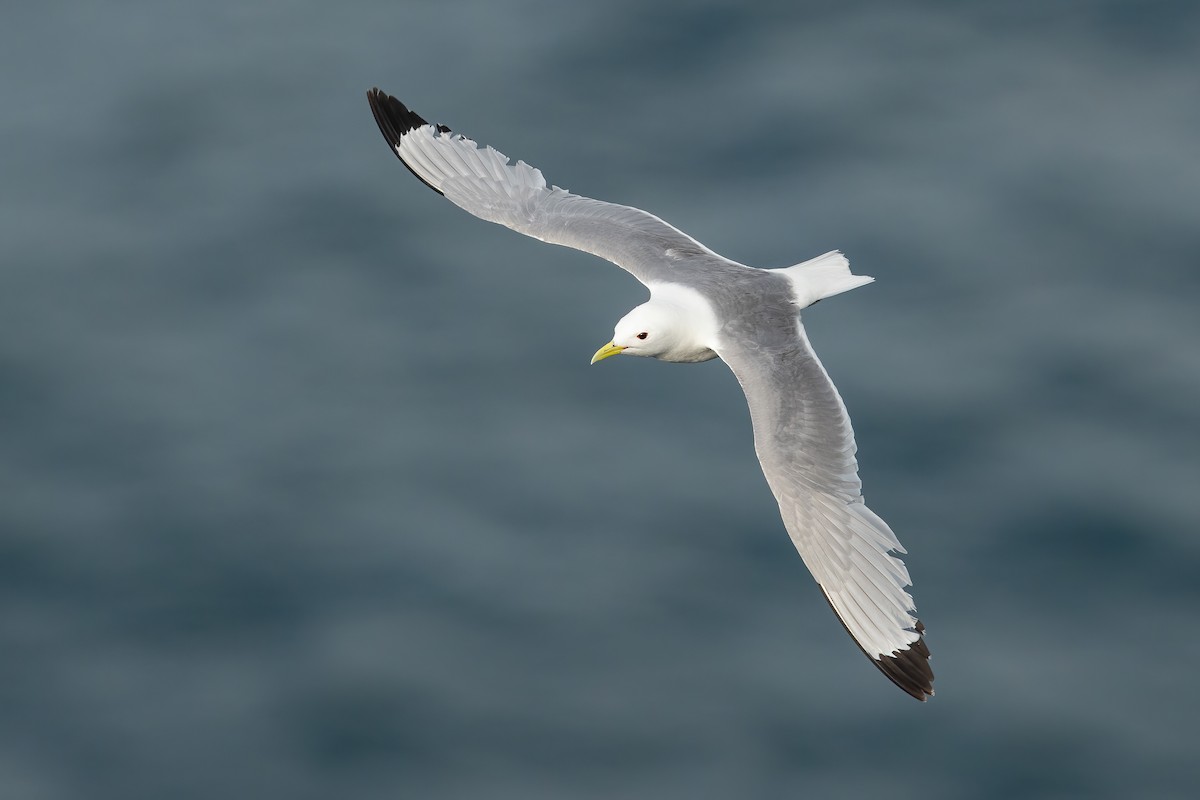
[367,88,933,700]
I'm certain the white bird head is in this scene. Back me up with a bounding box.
[591,298,718,364]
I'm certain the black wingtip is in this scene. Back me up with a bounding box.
[365,87,451,196]
[872,620,935,702]
[821,588,935,701]
[366,88,447,139]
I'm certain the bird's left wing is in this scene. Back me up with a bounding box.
[367,88,723,287]
[715,323,934,700]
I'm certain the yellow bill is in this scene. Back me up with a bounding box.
[590,341,625,365]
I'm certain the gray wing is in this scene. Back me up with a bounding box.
[367,89,722,286]
[716,322,934,700]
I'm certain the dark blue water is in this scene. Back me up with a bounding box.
[3,2,1199,797]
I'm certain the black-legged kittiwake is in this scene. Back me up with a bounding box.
[366,88,933,701]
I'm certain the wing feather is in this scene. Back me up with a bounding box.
[717,323,934,700]
[367,88,727,286]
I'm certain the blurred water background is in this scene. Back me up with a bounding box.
[3,1,1199,797]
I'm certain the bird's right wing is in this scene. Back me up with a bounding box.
[716,322,934,700]
[367,88,725,287]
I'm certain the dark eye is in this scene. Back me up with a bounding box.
[636,331,648,340]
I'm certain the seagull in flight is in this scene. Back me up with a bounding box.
[366,88,933,700]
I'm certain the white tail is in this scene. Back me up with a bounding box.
[771,250,874,309]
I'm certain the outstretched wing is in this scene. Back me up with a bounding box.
[367,88,727,286]
[716,323,934,700]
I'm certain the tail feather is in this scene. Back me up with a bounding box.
[772,251,874,309]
